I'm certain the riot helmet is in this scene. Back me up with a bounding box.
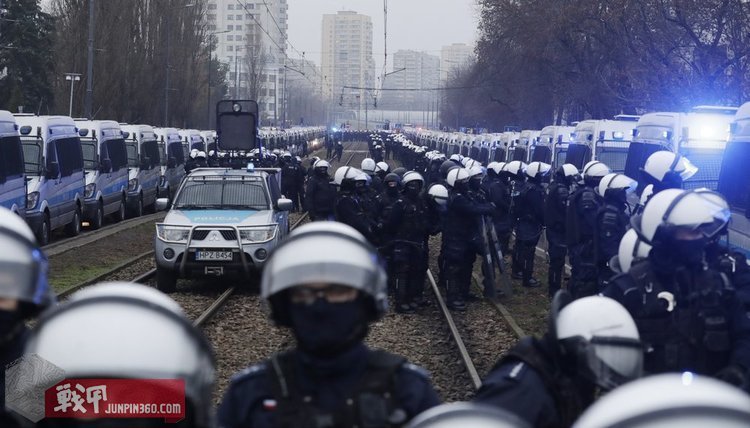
[261,223,388,356]
[375,161,390,175]
[392,167,407,178]
[24,283,215,428]
[313,159,331,177]
[402,171,425,195]
[525,161,551,180]
[503,160,527,179]
[573,373,750,428]
[582,161,611,187]
[642,151,698,191]
[555,163,580,185]
[552,291,643,391]
[405,402,530,428]
[427,183,449,208]
[446,167,470,189]
[361,158,376,174]
[610,229,652,275]
[439,160,459,179]
[597,173,637,202]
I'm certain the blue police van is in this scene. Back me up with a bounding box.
[0,111,26,217]
[75,120,129,229]
[122,124,162,217]
[15,114,85,245]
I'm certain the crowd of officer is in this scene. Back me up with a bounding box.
[2,129,750,427]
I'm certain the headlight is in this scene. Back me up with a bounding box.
[239,226,277,243]
[84,183,96,199]
[26,192,39,210]
[128,178,138,191]
[156,224,191,243]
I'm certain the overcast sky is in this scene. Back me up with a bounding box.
[286,0,479,72]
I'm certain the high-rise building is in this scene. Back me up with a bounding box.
[206,0,288,123]
[380,50,440,111]
[440,43,473,82]
[321,11,375,108]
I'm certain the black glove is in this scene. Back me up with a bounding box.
[715,364,748,389]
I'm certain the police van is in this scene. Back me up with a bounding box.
[717,102,750,257]
[179,129,205,158]
[153,165,293,292]
[0,111,26,216]
[625,106,736,190]
[565,116,639,172]
[121,124,162,217]
[16,114,85,245]
[534,125,576,166]
[75,120,129,229]
[154,127,186,203]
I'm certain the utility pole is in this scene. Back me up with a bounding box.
[65,73,81,116]
[207,30,229,129]
[84,0,94,118]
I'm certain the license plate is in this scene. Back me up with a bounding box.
[195,251,233,261]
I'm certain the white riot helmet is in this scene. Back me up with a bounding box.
[597,173,637,198]
[23,283,215,428]
[446,167,470,188]
[552,291,643,391]
[313,159,331,170]
[196,151,206,159]
[582,161,611,185]
[467,164,484,179]
[405,402,530,428]
[610,229,652,274]
[633,189,730,245]
[503,160,527,177]
[525,161,551,179]
[361,158,376,173]
[573,373,750,428]
[333,166,362,186]
[375,161,390,174]
[190,148,199,159]
[281,151,292,159]
[486,162,501,175]
[402,171,425,186]
[643,151,698,186]
[0,207,54,314]
[427,183,449,207]
[639,184,654,208]
[555,163,581,183]
[261,222,388,326]
[449,154,463,164]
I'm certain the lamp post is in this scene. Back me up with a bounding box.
[207,29,230,128]
[64,73,81,117]
[164,2,196,126]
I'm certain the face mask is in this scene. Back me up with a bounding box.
[0,309,22,345]
[386,184,399,196]
[290,300,368,358]
[672,237,707,266]
[405,183,421,197]
[469,177,482,191]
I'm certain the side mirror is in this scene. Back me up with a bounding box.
[632,128,639,137]
[587,134,594,142]
[277,198,293,211]
[155,198,170,211]
[167,157,177,168]
[100,158,113,173]
[46,162,60,179]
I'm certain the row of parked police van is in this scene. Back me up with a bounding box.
[0,110,325,246]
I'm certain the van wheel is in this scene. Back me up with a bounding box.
[38,213,51,246]
[128,196,143,219]
[114,198,126,222]
[65,208,81,237]
[156,266,177,293]
[91,202,104,230]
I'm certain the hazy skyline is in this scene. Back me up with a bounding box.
[287,0,478,73]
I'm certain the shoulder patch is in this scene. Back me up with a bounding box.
[230,363,268,384]
[400,362,431,379]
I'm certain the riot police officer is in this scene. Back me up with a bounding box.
[0,208,54,427]
[218,222,441,428]
[511,161,550,288]
[641,151,698,197]
[475,291,642,428]
[335,167,375,243]
[544,164,578,297]
[566,161,611,298]
[22,282,215,428]
[305,160,337,221]
[602,189,750,385]
[335,141,344,162]
[280,152,301,212]
[295,156,307,211]
[483,162,512,255]
[608,229,652,276]
[594,173,637,286]
[442,168,495,311]
[361,158,384,194]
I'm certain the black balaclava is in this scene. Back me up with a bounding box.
[290,298,368,358]
[315,167,328,178]
[468,175,482,191]
[404,181,422,199]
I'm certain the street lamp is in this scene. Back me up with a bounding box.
[164,3,196,126]
[207,29,230,128]
[64,73,81,117]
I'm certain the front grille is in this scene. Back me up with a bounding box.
[191,230,210,240]
[220,230,238,240]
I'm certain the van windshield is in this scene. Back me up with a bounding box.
[636,125,672,142]
[126,142,139,167]
[158,141,168,166]
[173,179,269,210]
[21,138,43,175]
[81,140,98,170]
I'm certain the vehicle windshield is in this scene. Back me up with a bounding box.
[21,137,43,175]
[126,141,139,167]
[157,141,168,166]
[636,125,672,142]
[735,119,750,139]
[174,179,269,210]
[81,140,99,170]
[0,136,24,179]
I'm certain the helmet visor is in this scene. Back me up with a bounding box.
[562,336,643,391]
[677,157,699,180]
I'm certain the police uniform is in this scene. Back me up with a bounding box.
[336,185,374,243]
[218,345,439,428]
[305,172,337,221]
[511,179,545,287]
[281,159,301,212]
[566,186,602,298]
[593,196,630,285]
[544,180,570,297]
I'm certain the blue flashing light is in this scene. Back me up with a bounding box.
[246,162,255,172]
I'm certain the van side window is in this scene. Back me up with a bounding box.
[55,137,83,177]
[168,142,185,165]
[106,139,128,171]
[0,136,24,179]
[142,140,161,167]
